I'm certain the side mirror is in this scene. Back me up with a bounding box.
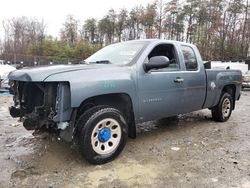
[144,56,170,72]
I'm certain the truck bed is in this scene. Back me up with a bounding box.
[203,69,242,109]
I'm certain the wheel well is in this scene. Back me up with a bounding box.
[76,93,136,138]
[222,85,236,109]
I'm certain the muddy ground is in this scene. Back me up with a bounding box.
[0,91,250,188]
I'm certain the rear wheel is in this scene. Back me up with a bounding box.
[75,106,128,164]
[211,92,233,122]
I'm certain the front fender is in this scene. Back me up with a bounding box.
[44,67,139,119]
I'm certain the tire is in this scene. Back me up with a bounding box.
[73,105,104,145]
[75,105,128,164]
[211,92,233,122]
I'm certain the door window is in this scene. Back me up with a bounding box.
[148,44,180,72]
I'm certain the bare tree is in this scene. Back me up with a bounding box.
[60,15,78,47]
[141,3,157,38]
[0,39,3,55]
[128,6,144,40]
[155,0,164,39]
[116,9,128,42]
[1,17,46,61]
[241,0,249,58]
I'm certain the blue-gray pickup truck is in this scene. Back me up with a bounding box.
[8,39,242,164]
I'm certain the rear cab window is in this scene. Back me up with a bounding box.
[181,45,198,71]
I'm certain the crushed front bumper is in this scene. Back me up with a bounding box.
[9,81,72,131]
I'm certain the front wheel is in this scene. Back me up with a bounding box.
[211,92,233,122]
[75,106,128,164]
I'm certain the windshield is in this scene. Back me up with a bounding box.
[85,41,149,65]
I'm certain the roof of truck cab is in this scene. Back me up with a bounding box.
[123,39,196,47]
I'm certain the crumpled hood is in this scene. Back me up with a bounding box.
[8,64,113,82]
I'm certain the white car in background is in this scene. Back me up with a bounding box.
[0,64,16,91]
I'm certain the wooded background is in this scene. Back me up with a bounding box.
[0,0,249,64]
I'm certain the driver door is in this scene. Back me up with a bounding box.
[137,44,186,122]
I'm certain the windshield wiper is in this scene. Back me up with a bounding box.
[89,60,111,64]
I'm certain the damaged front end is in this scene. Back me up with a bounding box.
[9,81,73,136]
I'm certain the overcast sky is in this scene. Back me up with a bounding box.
[0,0,152,39]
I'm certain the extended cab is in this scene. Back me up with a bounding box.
[8,40,242,164]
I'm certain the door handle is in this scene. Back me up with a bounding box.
[174,77,184,83]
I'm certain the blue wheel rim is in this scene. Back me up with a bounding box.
[98,127,111,142]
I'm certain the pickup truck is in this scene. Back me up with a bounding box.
[8,39,242,164]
